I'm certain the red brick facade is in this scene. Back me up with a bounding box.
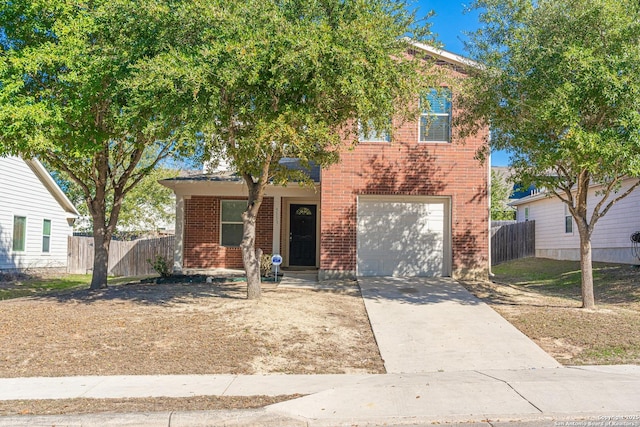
[178,58,489,278]
[320,99,489,279]
[183,196,274,269]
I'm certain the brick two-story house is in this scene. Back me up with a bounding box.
[161,44,489,280]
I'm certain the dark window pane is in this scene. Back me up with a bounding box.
[221,224,243,247]
[221,201,245,222]
[420,115,450,142]
[565,216,573,233]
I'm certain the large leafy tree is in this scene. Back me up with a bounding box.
[0,0,196,289]
[154,0,442,299]
[460,0,640,308]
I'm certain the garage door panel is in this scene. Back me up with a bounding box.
[357,199,446,277]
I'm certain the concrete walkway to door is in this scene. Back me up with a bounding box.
[359,277,561,373]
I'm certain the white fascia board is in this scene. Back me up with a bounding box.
[24,158,80,216]
[408,40,481,69]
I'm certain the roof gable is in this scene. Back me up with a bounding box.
[23,158,79,216]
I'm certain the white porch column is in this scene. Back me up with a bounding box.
[273,195,282,256]
[173,194,186,273]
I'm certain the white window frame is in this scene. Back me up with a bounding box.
[564,205,573,234]
[12,215,26,252]
[220,200,245,247]
[524,207,530,222]
[42,219,52,253]
[419,88,452,143]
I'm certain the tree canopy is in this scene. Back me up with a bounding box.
[460,0,640,308]
[0,0,197,289]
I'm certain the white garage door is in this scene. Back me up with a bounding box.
[357,197,449,277]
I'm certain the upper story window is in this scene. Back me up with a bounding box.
[221,200,245,247]
[358,119,391,143]
[419,88,452,142]
[12,216,26,252]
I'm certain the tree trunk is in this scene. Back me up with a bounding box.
[578,231,596,309]
[241,208,262,300]
[90,213,111,290]
[240,175,266,300]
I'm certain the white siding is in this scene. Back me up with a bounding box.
[0,156,75,270]
[515,179,640,264]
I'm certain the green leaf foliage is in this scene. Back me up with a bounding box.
[0,0,198,288]
[461,0,640,191]
[459,0,640,308]
[155,0,441,185]
[491,169,515,220]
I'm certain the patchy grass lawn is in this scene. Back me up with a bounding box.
[0,273,154,300]
[0,273,92,300]
[462,258,640,365]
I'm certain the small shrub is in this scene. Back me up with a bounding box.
[147,255,172,278]
[260,253,273,277]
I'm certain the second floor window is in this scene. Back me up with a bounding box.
[358,119,391,143]
[420,88,452,142]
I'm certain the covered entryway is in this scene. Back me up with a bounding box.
[356,196,451,277]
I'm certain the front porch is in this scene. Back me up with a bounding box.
[162,175,320,272]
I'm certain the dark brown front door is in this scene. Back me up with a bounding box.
[289,204,317,266]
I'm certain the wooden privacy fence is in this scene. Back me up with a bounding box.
[491,221,535,266]
[68,235,175,277]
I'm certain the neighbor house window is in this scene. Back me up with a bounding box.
[221,200,246,247]
[419,88,452,142]
[42,219,51,253]
[524,207,530,222]
[564,205,573,233]
[12,216,26,252]
[358,119,391,142]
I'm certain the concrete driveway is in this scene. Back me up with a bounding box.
[359,277,561,373]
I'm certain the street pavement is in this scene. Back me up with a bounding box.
[1,277,639,426]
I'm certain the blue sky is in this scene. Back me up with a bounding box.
[415,1,510,166]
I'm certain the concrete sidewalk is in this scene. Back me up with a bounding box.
[359,277,561,373]
[0,366,639,426]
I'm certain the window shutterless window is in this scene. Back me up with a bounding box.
[42,219,51,253]
[564,205,573,234]
[221,200,246,247]
[419,88,452,142]
[12,216,26,252]
[358,119,391,142]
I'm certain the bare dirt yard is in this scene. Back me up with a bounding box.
[0,279,384,377]
[0,277,384,416]
[461,258,640,366]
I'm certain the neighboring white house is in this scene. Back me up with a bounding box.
[511,177,640,265]
[0,156,79,271]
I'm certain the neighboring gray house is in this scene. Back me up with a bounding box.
[511,177,640,265]
[0,156,78,271]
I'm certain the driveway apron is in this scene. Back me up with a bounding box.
[359,277,561,373]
